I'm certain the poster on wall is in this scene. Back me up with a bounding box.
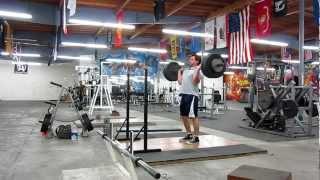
[223,71,250,102]
[304,63,319,95]
[14,64,28,74]
[101,52,158,94]
[216,15,227,48]
[204,19,215,50]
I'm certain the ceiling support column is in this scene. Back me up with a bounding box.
[298,0,304,85]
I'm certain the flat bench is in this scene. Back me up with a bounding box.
[228,165,292,180]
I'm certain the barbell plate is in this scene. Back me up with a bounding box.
[81,113,94,131]
[258,90,274,111]
[40,113,52,132]
[163,54,226,81]
[280,99,298,118]
[201,54,225,78]
[305,103,319,117]
[163,61,181,81]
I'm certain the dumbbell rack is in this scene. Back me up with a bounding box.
[41,82,93,138]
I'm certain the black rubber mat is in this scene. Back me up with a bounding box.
[136,144,267,164]
[148,108,318,142]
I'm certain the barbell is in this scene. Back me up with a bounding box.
[162,54,226,81]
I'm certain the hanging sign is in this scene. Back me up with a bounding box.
[14,64,28,74]
[274,0,287,17]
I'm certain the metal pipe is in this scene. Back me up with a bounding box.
[129,130,134,155]
[97,130,161,179]
[298,0,304,85]
[126,66,130,139]
[143,66,148,151]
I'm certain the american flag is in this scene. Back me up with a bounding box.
[227,6,252,65]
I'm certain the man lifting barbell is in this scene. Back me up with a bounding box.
[162,53,226,144]
[178,53,202,144]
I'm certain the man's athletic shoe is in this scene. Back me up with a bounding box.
[186,136,200,144]
[179,133,193,142]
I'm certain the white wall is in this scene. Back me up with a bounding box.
[0,61,77,100]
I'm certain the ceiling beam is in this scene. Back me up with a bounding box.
[166,0,196,17]
[95,0,132,36]
[130,0,196,39]
[285,6,313,16]
[206,0,256,21]
[116,0,132,14]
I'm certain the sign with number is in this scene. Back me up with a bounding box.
[14,64,28,74]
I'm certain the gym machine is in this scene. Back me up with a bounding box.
[88,62,114,116]
[199,84,228,119]
[40,82,94,138]
[242,82,318,137]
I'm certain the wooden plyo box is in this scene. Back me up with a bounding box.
[228,165,292,180]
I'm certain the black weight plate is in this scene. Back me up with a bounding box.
[40,113,52,132]
[258,90,274,111]
[201,54,225,78]
[305,103,319,117]
[81,113,94,131]
[297,96,308,107]
[280,99,298,118]
[163,62,181,81]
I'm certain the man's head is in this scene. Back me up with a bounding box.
[188,53,201,67]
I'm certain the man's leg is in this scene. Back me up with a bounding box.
[192,117,199,136]
[181,116,192,133]
[187,96,200,144]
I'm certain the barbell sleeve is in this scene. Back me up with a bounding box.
[136,159,161,179]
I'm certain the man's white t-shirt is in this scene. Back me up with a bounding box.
[180,68,201,96]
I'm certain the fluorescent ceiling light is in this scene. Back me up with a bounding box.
[12,61,41,66]
[228,66,248,70]
[224,71,235,75]
[128,47,167,54]
[106,58,137,64]
[14,53,41,57]
[57,55,92,61]
[304,46,319,50]
[257,67,276,71]
[159,60,184,66]
[0,10,32,19]
[162,28,213,38]
[196,52,209,56]
[62,42,108,49]
[281,60,300,64]
[69,18,135,30]
[1,52,9,56]
[311,61,319,65]
[1,52,41,57]
[250,38,288,47]
[221,54,228,58]
[195,52,228,58]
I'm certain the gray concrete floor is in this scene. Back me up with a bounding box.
[0,101,319,180]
